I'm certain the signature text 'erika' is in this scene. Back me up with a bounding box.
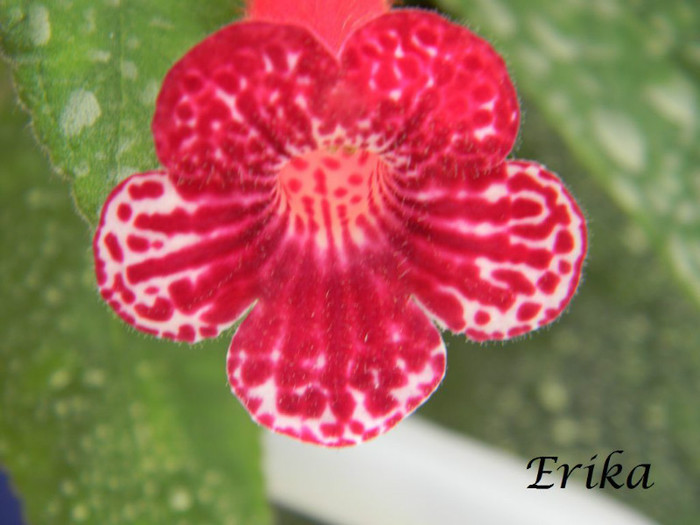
[526,450,653,489]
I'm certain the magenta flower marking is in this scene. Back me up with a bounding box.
[94,1,587,446]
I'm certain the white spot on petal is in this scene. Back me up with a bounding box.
[591,109,646,173]
[28,5,51,46]
[61,90,101,137]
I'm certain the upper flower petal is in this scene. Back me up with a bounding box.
[152,22,340,181]
[151,12,519,184]
[94,170,286,342]
[227,242,446,446]
[330,10,519,173]
[380,160,587,340]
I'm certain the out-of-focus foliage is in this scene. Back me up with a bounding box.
[439,0,700,305]
[0,62,270,525]
[425,3,700,523]
[1,0,699,524]
[425,107,700,525]
[0,0,242,223]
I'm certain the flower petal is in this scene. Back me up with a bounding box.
[94,171,286,342]
[152,22,340,180]
[227,243,446,446]
[332,9,519,172]
[382,160,587,341]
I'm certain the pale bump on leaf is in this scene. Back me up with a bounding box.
[0,16,272,525]
[0,0,244,223]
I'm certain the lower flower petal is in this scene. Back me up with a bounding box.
[226,243,446,446]
[94,171,285,342]
[383,160,587,341]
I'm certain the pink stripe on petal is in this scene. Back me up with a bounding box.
[381,160,586,341]
[333,10,519,172]
[94,171,285,342]
[153,22,340,180]
[227,242,446,446]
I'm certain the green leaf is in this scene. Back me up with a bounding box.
[437,0,700,305]
[0,0,242,224]
[423,106,700,525]
[0,62,270,525]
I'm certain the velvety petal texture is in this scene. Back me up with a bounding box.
[152,22,340,180]
[94,6,587,446]
[334,10,519,173]
[94,171,281,342]
[228,244,446,445]
[383,160,586,341]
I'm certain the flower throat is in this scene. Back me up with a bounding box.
[278,148,386,249]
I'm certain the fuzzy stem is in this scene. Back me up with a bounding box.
[246,0,391,53]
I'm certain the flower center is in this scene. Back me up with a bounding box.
[278,148,385,249]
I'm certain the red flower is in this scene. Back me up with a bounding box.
[94,0,587,446]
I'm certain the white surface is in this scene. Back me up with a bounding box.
[263,417,658,525]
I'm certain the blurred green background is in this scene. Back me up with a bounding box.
[1,0,699,524]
